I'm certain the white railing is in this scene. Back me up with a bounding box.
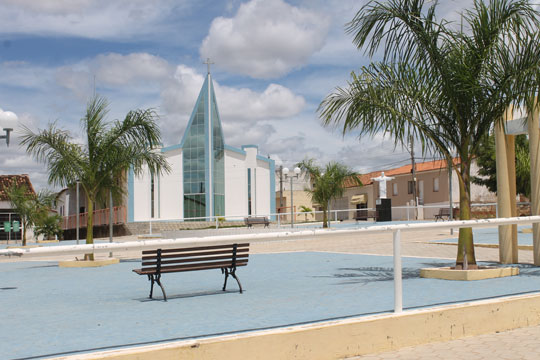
[3,216,540,314]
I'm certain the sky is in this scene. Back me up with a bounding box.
[0,0,474,190]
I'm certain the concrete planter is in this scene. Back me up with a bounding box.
[420,266,519,280]
[58,258,120,268]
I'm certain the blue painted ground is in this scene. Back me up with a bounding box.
[435,226,533,245]
[2,252,540,360]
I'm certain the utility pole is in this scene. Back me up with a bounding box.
[279,165,284,210]
[410,136,418,219]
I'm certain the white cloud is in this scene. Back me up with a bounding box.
[0,0,179,39]
[200,0,330,79]
[159,64,305,147]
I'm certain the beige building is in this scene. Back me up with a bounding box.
[281,159,496,222]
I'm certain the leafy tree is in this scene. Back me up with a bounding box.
[6,186,56,245]
[297,159,362,228]
[473,134,530,198]
[6,184,38,246]
[21,96,170,259]
[319,0,540,267]
[299,205,313,222]
[34,213,63,240]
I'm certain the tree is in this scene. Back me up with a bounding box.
[6,184,39,246]
[319,0,540,267]
[297,159,362,228]
[21,96,170,258]
[473,134,530,198]
[299,205,313,222]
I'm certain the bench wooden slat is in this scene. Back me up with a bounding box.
[134,259,248,275]
[142,247,249,261]
[142,243,249,255]
[142,253,249,266]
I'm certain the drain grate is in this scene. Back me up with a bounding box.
[1,287,17,290]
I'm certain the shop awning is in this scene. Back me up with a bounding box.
[350,194,367,204]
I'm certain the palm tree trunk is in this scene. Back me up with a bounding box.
[22,217,27,246]
[322,206,328,228]
[84,195,95,261]
[456,159,477,267]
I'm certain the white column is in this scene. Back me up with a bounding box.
[528,99,540,265]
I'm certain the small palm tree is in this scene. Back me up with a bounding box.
[21,96,170,258]
[6,184,38,246]
[319,0,540,266]
[299,205,313,222]
[298,159,362,228]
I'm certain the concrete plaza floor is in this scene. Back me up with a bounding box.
[1,223,540,359]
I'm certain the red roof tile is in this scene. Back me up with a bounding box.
[344,158,460,188]
[0,174,36,201]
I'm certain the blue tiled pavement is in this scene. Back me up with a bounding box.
[436,226,533,245]
[2,252,540,359]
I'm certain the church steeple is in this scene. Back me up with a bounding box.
[181,61,225,219]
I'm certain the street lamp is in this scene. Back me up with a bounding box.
[283,166,301,228]
[0,128,13,146]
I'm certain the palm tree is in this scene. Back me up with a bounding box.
[298,159,362,228]
[319,0,540,267]
[21,96,170,257]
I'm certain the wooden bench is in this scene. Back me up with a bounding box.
[133,243,249,301]
[354,209,378,221]
[435,208,451,221]
[244,216,269,228]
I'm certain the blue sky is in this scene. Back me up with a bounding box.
[0,0,472,190]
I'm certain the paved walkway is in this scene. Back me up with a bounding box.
[1,223,539,359]
[349,324,540,360]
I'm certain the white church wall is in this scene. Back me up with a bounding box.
[159,149,183,220]
[225,149,248,219]
[255,159,271,216]
[133,165,151,221]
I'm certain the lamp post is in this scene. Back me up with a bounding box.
[283,166,301,228]
[0,128,13,146]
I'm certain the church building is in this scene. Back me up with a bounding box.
[127,65,275,221]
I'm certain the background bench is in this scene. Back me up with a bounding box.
[435,208,451,221]
[244,216,269,228]
[354,209,377,221]
[133,243,249,301]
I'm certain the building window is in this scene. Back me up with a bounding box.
[433,177,440,192]
[393,183,398,196]
[408,181,414,194]
[247,168,252,215]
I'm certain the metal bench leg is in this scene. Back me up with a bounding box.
[155,274,167,302]
[148,274,155,299]
[231,270,243,294]
[222,268,229,291]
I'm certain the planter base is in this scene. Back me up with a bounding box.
[420,266,519,281]
[59,258,120,268]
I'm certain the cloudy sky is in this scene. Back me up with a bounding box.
[0,0,473,190]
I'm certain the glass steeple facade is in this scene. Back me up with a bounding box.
[182,75,225,219]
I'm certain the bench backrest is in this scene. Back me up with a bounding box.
[140,243,249,275]
[244,217,268,224]
[439,208,451,216]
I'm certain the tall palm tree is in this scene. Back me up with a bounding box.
[319,0,540,267]
[21,96,170,256]
[298,159,362,228]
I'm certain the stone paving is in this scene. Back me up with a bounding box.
[348,324,540,360]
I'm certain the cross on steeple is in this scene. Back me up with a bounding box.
[203,58,214,74]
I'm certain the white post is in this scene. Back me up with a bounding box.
[76,181,80,245]
[109,190,113,258]
[277,213,281,227]
[216,217,219,230]
[393,229,403,313]
[149,220,152,235]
